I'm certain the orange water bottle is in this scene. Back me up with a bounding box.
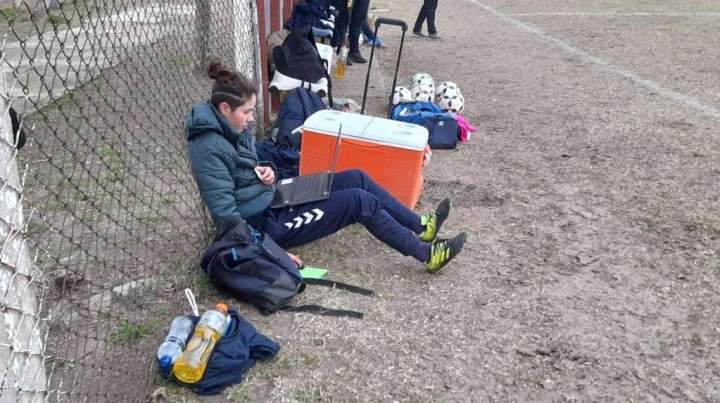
[172,303,228,383]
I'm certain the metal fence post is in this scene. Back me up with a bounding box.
[251,0,265,132]
[195,0,212,69]
[0,69,47,403]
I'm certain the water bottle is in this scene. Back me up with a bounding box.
[157,316,194,369]
[172,303,228,383]
[335,46,348,79]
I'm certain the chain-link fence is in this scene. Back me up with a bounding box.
[1,0,261,401]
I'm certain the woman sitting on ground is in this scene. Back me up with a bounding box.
[187,59,467,273]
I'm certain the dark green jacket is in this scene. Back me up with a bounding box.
[187,102,274,232]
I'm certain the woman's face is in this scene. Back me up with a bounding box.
[220,94,256,132]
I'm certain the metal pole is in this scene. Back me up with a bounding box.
[195,0,212,70]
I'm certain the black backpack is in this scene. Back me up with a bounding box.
[200,217,373,318]
[272,24,332,92]
[272,87,326,150]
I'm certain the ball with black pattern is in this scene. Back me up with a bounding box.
[435,81,461,101]
[438,88,465,115]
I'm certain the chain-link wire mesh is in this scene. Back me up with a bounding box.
[1,0,261,401]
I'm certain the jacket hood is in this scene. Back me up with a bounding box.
[186,101,256,155]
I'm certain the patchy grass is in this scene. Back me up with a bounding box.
[102,147,125,172]
[225,384,253,403]
[170,231,191,242]
[172,259,184,272]
[293,382,342,403]
[112,287,145,308]
[168,55,193,66]
[97,146,128,185]
[0,6,29,22]
[301,353,321,369]
[26,219,48,236]
[47,189,99,211]
[56,178,72,189]
[48,12,68,25]
[24,93,82,123]
[139,213,165,224]
[111,321,156,344]
[188,270,220,301]
[1,6,18,19]
[102,146,120,160]
[252,356,295,377]
[101,171,125,184]
[46,199,60,212]
[159,197,176,206]
[54,92,82,109]
[151,375,196,403]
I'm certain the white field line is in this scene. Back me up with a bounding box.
[467,0,720,119]
[504,12,720,17]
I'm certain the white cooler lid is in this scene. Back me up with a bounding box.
[303,110,373,137]
[316,43,334,69]
[362,117,429,151]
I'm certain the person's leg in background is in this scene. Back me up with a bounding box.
[424,0,442,39]
[413,0,428,37]
[328,0,349,51]
[361,20,386,48]
[361,19,374,39]
[347,0,370,63]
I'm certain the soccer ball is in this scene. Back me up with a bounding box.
[411,84,434,103]
[392,86,413,105]
[411,73,434,90]
[438,91,465,115]
[435,81,461,100]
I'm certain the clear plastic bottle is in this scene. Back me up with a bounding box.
[157,316,194,369]
[335,46,348,79]
[172,303,228,383]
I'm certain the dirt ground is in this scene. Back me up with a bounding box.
[155,0,720,402]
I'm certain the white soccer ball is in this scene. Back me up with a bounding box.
[435,81,461,100]
[438,91,465,115]
[411,84,434,103]
[411,73,434,90]
[392,86,413,105]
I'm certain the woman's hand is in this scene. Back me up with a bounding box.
[423,145,432,168]
[255,166,275,185]
[287,252,303,268]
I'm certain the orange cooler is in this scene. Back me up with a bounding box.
[300,110,429,210]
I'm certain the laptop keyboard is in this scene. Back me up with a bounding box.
[294,174,329,200]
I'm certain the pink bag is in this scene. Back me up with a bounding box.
[454,115,476,142]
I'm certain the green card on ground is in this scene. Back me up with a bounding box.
[300,266,327,279]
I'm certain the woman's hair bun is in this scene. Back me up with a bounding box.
[207,58,227,80]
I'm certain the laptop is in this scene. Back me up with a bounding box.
[270,124,343,208]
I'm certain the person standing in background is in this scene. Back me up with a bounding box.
[412,0,443,40]
[329,0,370,63]
[329,0,349,54]
[345,0,370,63]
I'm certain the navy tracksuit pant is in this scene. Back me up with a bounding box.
[414,0,439,35]
[328,0,370,54]
[257,170,430,263]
